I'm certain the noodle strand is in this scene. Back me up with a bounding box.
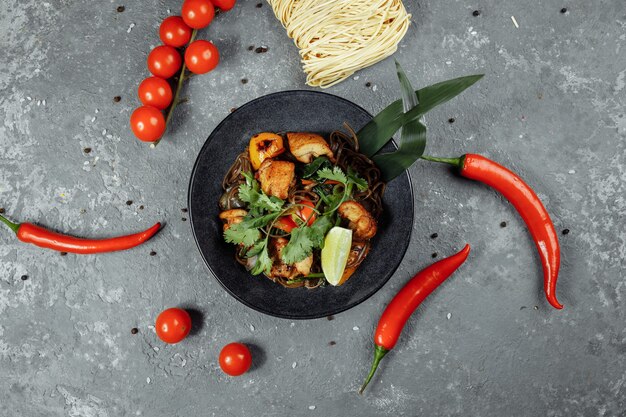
[267,0,411,88]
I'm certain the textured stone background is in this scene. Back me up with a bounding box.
[1,0,625,416]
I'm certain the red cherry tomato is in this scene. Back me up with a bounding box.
[138,77,173,110]
[274,216,297,233]
[147,45,182,79]
[219,343,252,376]
[184,40,219,74]
[159,16,192,47]
[130,106,166,142]
[296,199,316,226]
[181,0,215,29]
[212,0,236,11]
[155,308,192,344]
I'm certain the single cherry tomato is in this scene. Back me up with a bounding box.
[181,0,215,29]
[296,199,316,226]
[184,40,219,74]
[211,0,236,11]
[155,308,192,344]
[138,77,173,110]
[147,45,182,79]
[219,342,252,376]
[130,106,166,142]
[159,16,192,47]
[274,216,297,233]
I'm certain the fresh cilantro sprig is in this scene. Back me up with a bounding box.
[316,166,368,213]
[302,157,332,178]
[222,172,288,276]
[224,212,282,246]
[238,172,284,214]
[280,216,334,264]
[223,168,365,275]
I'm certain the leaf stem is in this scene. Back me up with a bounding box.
[152,29,198,147]
[420,155,464,169]
[0,214,20,234]
[359,345,389,394]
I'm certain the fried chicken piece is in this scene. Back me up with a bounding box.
[338,201,377,240]
[219,209,247,231]
[268,237,313,278]
[293,253,313,276]
[257,159,295,200]
[287,132,334,164]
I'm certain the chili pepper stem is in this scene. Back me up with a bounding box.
[152,29,198,148]
[359,345,388,394]
[420,155,464,169]
[0,214,19,234]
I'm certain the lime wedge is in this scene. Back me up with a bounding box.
[321,227,353,286]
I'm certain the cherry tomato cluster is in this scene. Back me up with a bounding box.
[155,307,252,376]
[130,0,236,143]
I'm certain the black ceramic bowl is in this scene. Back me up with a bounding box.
[189,91,413,319]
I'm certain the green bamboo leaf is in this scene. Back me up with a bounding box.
[373,121,426,181]
[372,61,427,182]
[396,60,418,111]
[358,74,484,157]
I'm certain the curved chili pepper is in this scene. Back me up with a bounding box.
[0,214,161,254]
[421,154,562,310]
[359,244,470,394]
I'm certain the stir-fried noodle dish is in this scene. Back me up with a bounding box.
[219,127,385,288]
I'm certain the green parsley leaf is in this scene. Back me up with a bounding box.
[224,222,261,247]
[250,244,272,275]
[307,216,334,248]
[280,216,334,264]
[245,240,265,257]
[317,166,348,184]
[302,157,331,178]
[242,212,281,229]
[257,194,284,212]
[347,167,368,191]
[281,226,315,264]
[237,172,284,213]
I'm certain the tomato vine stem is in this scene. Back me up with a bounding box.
[152,29,198,148]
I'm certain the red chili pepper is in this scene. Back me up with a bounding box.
[360,244,470,394]
[0,214,161,254]
[422,154,562,310]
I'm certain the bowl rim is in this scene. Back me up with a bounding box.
[188,89,414,319]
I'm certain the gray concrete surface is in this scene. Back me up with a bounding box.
[0,0,625,415]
